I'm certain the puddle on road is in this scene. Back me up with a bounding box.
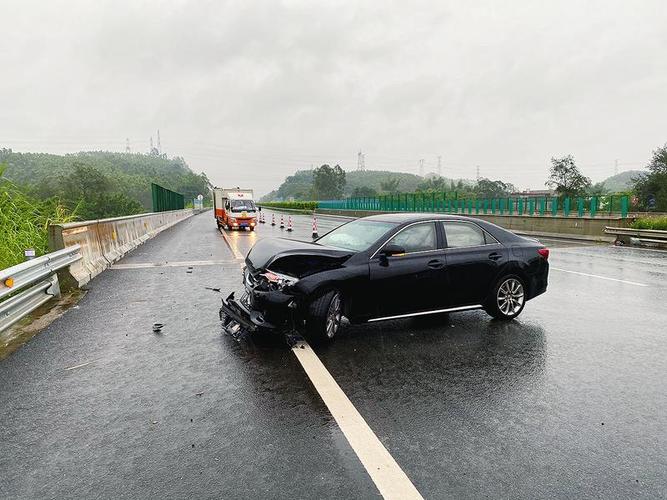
[0,289,86,361]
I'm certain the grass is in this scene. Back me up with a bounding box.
[0,175,76,269]
[631,216,667,231]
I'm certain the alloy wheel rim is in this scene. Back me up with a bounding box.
[497,278,524,316]
[325,293,342,338]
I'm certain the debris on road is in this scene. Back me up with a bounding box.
[64,361,93,371]
[205,287,221,293]
[152,323,164,332]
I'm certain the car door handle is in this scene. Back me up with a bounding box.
[427,259,444,269]
[488,252,502,261]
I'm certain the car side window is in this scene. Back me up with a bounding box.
[442,222,491,248]
[386,222,437,253]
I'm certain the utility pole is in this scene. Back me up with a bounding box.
[437,156,442,177]
[419,159,425,177]
[614,159,619,176]
[157,130,162,155]
[125,138,131,153]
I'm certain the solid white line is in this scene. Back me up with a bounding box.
[291,340,424,500]
[368,304,481,322]
[219,229,245,260]
[65,361,93,371]
[550,267,649,287]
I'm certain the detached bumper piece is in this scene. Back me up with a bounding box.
[219,292,277,336]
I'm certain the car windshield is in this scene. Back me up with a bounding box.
[230,199,256,212]
[317,219,398,252]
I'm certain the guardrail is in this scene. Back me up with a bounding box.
[604,226,667,247]
[0,246,81,333]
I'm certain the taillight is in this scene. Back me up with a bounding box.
[538,248,550,260]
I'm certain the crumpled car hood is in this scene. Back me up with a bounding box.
[246,237,352,278]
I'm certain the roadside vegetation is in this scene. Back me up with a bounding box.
[631,216,667,231]
[0,164,76,268]
[259,201,318,211]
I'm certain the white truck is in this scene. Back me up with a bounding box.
[212,187,257,231]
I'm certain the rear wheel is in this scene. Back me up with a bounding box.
[305,290,343,344]
[485,275,526,320]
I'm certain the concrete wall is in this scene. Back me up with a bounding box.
[315,209,632,241]
[49,209,194,285]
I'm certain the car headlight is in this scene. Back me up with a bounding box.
[261,270,299,289]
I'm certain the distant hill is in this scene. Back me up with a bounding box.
[0,149,211,209]
[600,170,645,192]
[261,168,473,201]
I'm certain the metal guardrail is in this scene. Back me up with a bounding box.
[604,227,667,240]
[0,245,81,333]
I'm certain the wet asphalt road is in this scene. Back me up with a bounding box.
[1,210,666,499]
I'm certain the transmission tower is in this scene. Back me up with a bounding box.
[614,159,619,175]
[437,156,442,177]
[125,138,131,153]
[476,165,480,181]
[157,130,162,155]
[149,136,154,153]
[419,159,425,177]
[357,151,365,171]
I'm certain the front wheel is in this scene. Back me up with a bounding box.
[305,290,343,344]
[485,275,526,320]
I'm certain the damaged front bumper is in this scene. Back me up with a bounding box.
[219,289,297,336]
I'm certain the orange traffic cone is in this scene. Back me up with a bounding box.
[271,213,276,226]
[312,216,319,239]
[287,216,293,232]
[280,215,285,229]
[259,212,265,223]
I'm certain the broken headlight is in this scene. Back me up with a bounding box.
[260,270,299,290]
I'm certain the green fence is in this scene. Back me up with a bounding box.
[318,193,630,218]
[151,183,185,212]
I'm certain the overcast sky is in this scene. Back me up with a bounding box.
[1,0,666,195]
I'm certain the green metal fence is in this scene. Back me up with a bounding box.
[318,193,630,218]
[151,183,185,212]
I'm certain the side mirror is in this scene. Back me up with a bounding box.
[381,244,406,257]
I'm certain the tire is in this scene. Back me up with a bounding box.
[484,275,526,320]
[305,290,343,344]
[249,227,255,231]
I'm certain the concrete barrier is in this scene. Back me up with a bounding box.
[48,209,194,285]
[314,208,633,242]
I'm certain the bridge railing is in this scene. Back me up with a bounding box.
[0,246,81,333]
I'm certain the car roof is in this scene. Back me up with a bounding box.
[364,212,479,223]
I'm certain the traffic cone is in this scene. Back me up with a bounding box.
[280,215,285,229]
[271,213,276,226]
[259,212,264,223]
[287,216,293,232]
[312,216,319,239]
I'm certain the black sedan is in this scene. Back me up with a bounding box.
[220,213,549,343]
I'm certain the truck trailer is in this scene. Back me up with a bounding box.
[212,188,257,231]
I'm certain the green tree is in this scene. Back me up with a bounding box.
[379,177,400,193]
[416,176,447,192]
[587,181,609,197]
[546,155,591,197]
[633,143,667,211]
[352,186,378,197]
[313,164,346,199]
[474,178,516,198]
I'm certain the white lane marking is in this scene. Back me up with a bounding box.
[112,259,243,269]
[550,267,649,287]
[65,361,94,371]
[291,340,424,500]
[219,229,244,260]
